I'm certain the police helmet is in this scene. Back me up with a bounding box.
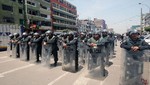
[33,32,39,36]
[13,33,20,37]
[22,32,28,36]
[102,29,108,33]
[9,34,14,38]
[46,30,52,34]
[129,30,140,35]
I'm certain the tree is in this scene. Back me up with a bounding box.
[144,26,150,32]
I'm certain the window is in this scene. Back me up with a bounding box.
[27,9,38,16]
[2,4,13,12]
[40,4,47,10]
[18,0,23,4]
[19,8,23,14]
[44,0,50,3]
[11,0,16,2]
[3,17,14,23]
[52,3,56,7]
[27,1,36,6]
[59,0,63,3]
[40,14,47,18]
[41,21,51,26]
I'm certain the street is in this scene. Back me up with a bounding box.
[0,42,149,85]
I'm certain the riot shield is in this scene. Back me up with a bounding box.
[84,46,106,79]
[20,43,27,61]
[41,44,53,67]
[58,41,63,61]
[62,46,77,72]
[11,42,17,58]
[7,42,12,57]
[109,42,115,59]
[104,43,111,66]
[29,43,36,63]
[78,42,87,65]
[120,49,149,85]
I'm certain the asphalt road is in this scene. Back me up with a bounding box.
[0,42,149,85]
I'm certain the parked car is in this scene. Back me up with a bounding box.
[144,34,150,45]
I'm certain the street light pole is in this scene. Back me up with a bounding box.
[23,0,28,29]
[140,8,143,34]
[139,3,150,13]
[139,3,150,34]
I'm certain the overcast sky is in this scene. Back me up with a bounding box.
[67,0,150,33]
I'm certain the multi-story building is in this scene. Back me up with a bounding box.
[0,0,51,30]
[144,13,150,27]
[51,0,77,31]
[0,0,77,31]
[94,18,107,30]
[78,19,97,32]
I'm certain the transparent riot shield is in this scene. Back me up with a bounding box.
[120,49,149,85]
[84,46,106,80]
[11,42,17,58]
[104,43,111,66]
[58,41,63,61]
[29,43,36,63]
[41,44,53,67]
[20,43,27,61]
[62,46,77,72]
[7,42,12,57]
[78,42,87,66]
[109,42,115,59]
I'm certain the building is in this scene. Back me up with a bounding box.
[144,13,150,27]
[94,18,107,30]
[78,19,97,32]
[51,0,77,31]
[0,0,77,31]
[0,0,51,30]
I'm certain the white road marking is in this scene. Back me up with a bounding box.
[0,59,15,64]
[73,76,89,85]
[0,64,35,77]
[48,72,69,85]
[0,56,8,59]
[73,71,89,85]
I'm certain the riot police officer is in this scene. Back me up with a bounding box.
[12,33,21,58]
[43,30,59,66]
[20,32,30,61]
[62,31,78,72]
[30,32,42,62]
[101,29,111,66]
[78,32,87,65]
[86,31,106,77]
[120,30,149,85]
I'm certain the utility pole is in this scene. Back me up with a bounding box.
[50,0,54,32]
[140,8,143,34]
[23,0,28,29]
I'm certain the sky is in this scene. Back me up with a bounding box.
[67,0,150,34]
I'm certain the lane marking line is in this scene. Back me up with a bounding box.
[0,56,8,59]
[48,72,69,85]
[0,59,16,64]
[0,64,35,77]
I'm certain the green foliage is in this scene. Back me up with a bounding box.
[144,26,150,32]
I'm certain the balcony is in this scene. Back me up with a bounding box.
[28,14,51,21]
[53,15,76,22]
[53,7,77,17]
[39,8,51,15]
[53,22,76,28]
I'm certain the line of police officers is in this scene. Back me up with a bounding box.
[8,29,117,77]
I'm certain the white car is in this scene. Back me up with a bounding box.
[144,34,150,45]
